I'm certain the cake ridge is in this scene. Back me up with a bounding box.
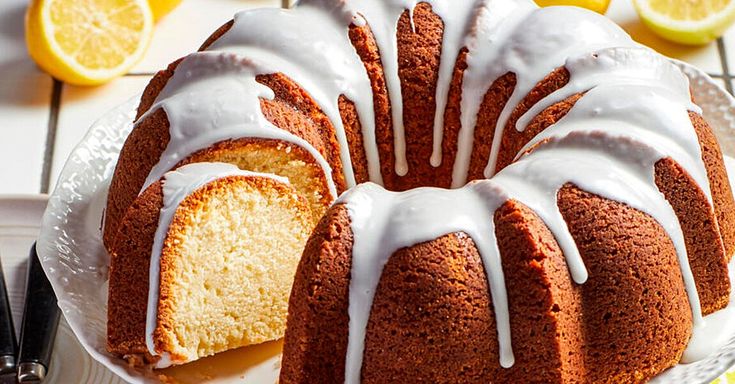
[338,129,704,382]
[337,181,515,383]
[208,4,381,186]
[517,80,713,204]
[137,51,338,198]
[453,2,635,186]
[496,131,698,311]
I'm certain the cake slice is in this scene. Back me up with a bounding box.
[106,162,313,367]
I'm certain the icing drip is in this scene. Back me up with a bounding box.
[336,0,483,175]
[342,131,704,381]
[427,0,479,167]
[453,3,635,186]
[208,4,382,186]
[680,157,735,363]
[496,132,702,324]
[514,47,701,132]
[344,0,414,176]
[450,0,534,187]
[339,181,514,384]
[516,81,712,204]
[145,163,288,368]
[139,52,337,199]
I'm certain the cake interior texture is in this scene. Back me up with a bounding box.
[154,176,313,362]
[107,168,313,365]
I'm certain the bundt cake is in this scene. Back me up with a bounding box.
[106,162,313,367]
[102,0,735,381]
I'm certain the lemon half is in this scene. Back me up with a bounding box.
[26,0,154,86]
[633,0,735,45]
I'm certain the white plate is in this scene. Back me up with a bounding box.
[36,61,735,383]
[0,195,124,383]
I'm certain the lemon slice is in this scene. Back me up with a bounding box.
[26,0,154,86]
[149,0,183,21]
[633,0,735,45]
[535,0,611,15]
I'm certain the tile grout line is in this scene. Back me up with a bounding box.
[716,38,734,94]
[40,79,63,194]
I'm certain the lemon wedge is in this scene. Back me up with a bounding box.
[633,0,735,45]
[535,0,611,15]
[26,0,154,86]
[149,0,183,21]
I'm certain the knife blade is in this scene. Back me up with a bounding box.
[17,243,60,383]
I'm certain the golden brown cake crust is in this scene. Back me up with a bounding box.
[436,47,469,188]
[392,3,443,190]
[689,112,735,260]
[107,182,163,359]
[515,107,732,315]
[104,54,343,251]
[348,20,398,189]
[655,158,730,314]
[281,184,693,383]
[557,185,692,384]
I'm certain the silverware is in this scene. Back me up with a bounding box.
[16,243,59,383]
[0,250,17,382]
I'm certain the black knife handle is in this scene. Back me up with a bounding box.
[0,253,16,375]
[17,243,60,382]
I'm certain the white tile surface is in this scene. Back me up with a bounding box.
[50,76,153,190]
[0,67,53,195]
[0,0,53,195]
[131,0,281,73]
[606,0,724,74]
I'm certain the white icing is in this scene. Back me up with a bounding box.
[338,181,514,383]
[681,157,735,363]
[208,4,383,186]
[516,79,713,205]
[426,0,479,167]
[452,3,635,187]
[496,132,702,324]
[514,47,701,132]
[332,0,481,175]
[342,131,705,381]
[145,162,288,368]
[139,52,337,199]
